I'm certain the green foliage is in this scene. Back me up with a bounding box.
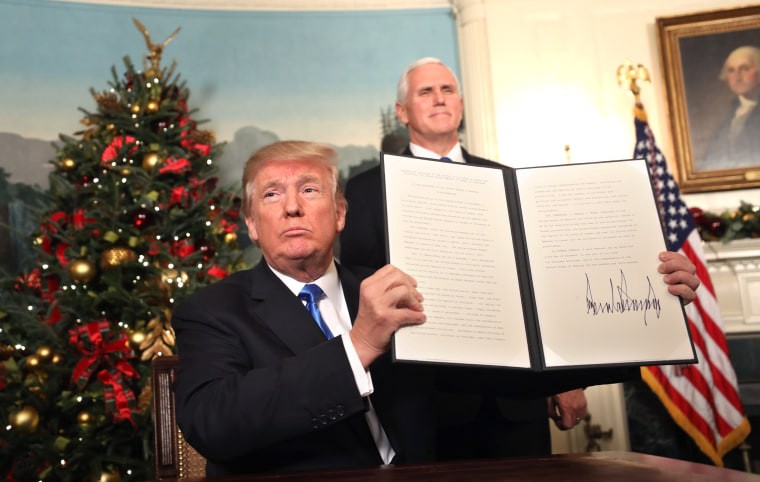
[0,45,244,480]
[692,201,760,243]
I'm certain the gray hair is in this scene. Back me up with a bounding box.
[719,46,760,81]
[396,57,461,103]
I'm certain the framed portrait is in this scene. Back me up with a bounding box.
[657,6,760,193]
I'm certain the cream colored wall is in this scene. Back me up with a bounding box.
[467,0,759,211]
[456,0,759,454]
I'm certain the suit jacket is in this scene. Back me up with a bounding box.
[172,261,437,476]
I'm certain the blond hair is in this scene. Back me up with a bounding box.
[241,140,344,218]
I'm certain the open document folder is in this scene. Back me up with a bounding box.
[383,153,696,371]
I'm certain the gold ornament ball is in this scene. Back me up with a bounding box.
[130,104,141,114]
[35,345,53,362]
[129,330,146,348]
[142,152,162,172]
[33,235,45,246]
[69,258,97,283]
[24,354,41,371]
[146,100,160,113]
[224,232,238,245]
[10,405,40,432]
[59,157,77,171]
[100,247,137,270]
[93,469,122,482]
[119,167,131,176]
[51,353,62,364]
[76,410,93,427]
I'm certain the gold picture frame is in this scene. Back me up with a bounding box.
[657,6,760,193]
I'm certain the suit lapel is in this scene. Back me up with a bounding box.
[248,262,327,353]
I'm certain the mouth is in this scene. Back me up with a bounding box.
[282,227,309,237]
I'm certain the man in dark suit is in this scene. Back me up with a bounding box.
[173,139,700,476]
[340,57,590,459]
[173,141,435,475]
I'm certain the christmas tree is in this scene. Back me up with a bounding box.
[0,19,243,481]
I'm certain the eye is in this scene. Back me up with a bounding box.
[261,190,280,203]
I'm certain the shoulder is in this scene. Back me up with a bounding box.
[173,268,253,314]
[462,148,500,167]
[345,165,381,191]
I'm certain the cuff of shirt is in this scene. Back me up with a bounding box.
[340,334,374,397]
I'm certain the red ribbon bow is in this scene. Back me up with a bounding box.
[69,321,139,423]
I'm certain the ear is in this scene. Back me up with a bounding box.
[245,215,259,242]
[335,197,347,233]
[395,100,408,126]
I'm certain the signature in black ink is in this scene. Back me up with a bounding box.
[585,270,662,325]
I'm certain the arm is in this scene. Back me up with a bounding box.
[173,298,366,462]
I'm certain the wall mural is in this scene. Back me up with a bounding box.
[0,0,459,271]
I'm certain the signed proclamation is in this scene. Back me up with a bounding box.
[384,154,695,370]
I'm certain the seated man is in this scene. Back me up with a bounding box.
[173,140,700,476]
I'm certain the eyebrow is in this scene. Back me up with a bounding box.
[259,173,323,192]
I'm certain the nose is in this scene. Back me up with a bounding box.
[433,88,445,105]
[283,189,303,217]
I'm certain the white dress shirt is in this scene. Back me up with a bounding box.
[409,141,465,163]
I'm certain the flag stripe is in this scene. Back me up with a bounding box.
[633,105,749,467]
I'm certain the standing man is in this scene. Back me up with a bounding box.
[701,45,760,171]
[340,57,588,460]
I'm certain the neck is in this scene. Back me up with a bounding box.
[267,254,333,283]
[410,133,458,157]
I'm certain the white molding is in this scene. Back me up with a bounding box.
[49,0,450,10]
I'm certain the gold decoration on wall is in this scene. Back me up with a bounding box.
[616,61,650,102]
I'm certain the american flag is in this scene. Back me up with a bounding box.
[633,103,750,466]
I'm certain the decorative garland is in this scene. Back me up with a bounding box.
[691,201,760,243]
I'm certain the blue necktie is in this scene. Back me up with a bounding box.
[299,284,334,340]
[440,156,453,162]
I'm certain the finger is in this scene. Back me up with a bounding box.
[668,284,696,303]
[658,251,696,275]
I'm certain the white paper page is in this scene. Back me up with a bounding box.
[384,154,530,368]
[516,159,694,367]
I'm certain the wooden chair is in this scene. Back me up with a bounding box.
[152,355,207,479]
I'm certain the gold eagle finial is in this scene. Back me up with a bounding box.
[616,61,650,102]
[132,17,181,78]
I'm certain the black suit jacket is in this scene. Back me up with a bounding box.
[172,261,437,476]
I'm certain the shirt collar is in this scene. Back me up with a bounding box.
[268,260,342,302]
[409,142,465,163]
